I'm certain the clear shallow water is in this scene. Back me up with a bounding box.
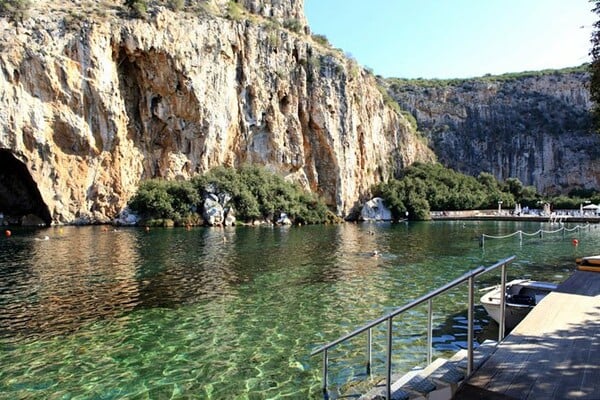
[0,221,598,399]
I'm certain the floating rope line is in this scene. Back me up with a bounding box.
[480,223,590,248]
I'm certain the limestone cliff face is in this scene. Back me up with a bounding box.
[387,70,600,194]
[0,0,433,224]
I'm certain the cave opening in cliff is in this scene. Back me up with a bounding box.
[0,150,52,226]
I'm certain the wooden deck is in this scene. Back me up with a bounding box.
[455,270,600,399]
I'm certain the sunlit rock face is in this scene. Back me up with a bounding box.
[386,70,600,194]
[0,0,433,224]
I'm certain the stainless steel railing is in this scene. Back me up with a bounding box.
[310,255,516,399]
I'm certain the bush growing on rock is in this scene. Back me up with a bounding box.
[226,0,244,21]
[374,162,600,221]
[167,0,185,12]
[128,179,200,225]
[192,165,335,224]
[128,165,336,226]
[124,0,147,18]
[0,0,31,21]
[373,163,517,220]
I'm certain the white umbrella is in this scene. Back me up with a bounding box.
[582,204,599,210]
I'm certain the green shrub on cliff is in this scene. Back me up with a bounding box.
[192,165,334,224]
[373,163,516,220]
[0,0,31,21]
[128,165,335,225]
[312,34,330,47]
[374,163,600,220]
[167,0,185,12]
[283,18,303,33]
[226,0,244,21]
[124,0,147,18]
[128,179,200,224]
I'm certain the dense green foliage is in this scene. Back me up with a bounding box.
[373,163,549,221]
[127,179,200,225]
[590,0,600,129]
[192,165,335,224]
[128,165,336,225]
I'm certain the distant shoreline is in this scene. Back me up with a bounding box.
[430,210,600,223]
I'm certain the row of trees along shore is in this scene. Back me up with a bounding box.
[128,163,600,225]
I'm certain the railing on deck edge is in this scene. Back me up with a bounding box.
[310,255,516,400]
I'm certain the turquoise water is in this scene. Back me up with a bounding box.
[0,221,598,399]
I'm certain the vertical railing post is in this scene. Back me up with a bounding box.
[467,275,474,376]
[427,298,433,365]
[386,317,393,400]
[499,262,507,341]
[366,328,372,376]
[322,349,328,398]
[519,230,522,245]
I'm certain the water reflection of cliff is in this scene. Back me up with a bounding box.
[0,227,140,339]
[134,227,241,308]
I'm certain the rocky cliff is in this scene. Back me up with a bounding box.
[0,0,433,225]
[386,69,600,195]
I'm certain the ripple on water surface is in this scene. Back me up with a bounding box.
[0,222,596,398]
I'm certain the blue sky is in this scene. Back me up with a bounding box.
[304,0,596,79]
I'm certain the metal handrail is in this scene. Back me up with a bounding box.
[310,255,516,399]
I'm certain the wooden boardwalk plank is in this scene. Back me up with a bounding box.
[455,271,600,400]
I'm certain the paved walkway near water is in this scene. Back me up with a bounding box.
[455,270,600,399]
[431,211,600,224]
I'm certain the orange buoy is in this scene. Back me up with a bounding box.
[4,230,11,237]
[572,239,579,246]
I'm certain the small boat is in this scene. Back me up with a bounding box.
[576,255,600,271]
[480,279,557,330]
[576,255,600,265]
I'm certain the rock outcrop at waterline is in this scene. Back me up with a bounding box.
[0,0,434,224]
[385,69,600,194]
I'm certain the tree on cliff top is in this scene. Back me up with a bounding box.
[590,0,600,129]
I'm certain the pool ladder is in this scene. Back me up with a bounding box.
[310,255,516,399]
